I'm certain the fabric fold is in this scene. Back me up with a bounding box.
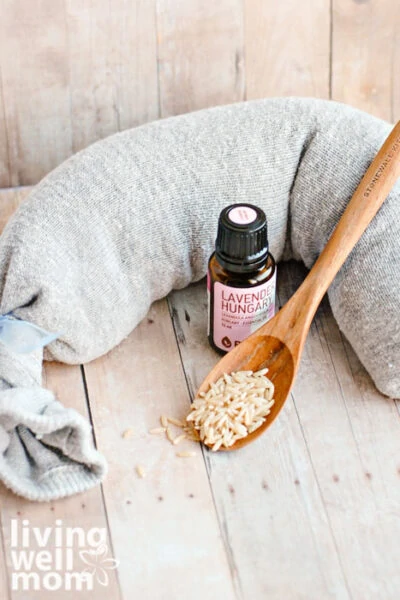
[0,344,107,501]
[0,97,398,502]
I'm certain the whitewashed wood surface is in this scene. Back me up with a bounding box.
[0,187,399,600]
[0,0,399,187]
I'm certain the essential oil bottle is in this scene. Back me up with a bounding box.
[207,203,276,353]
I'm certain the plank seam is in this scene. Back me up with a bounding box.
[62,0,74,156]
[166,295,244,600]
[238,0,246,102]
[316,304,384,505]
[0,62,11,189]
[329,0,333,100]
[338,328,400,498]
[154,0,163,119]
[290,390,353,600]
[80,364,124,600]
[0,507,11,600]
[276,272,353,599]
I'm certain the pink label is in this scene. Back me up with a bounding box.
[212,272,276,351]
[228,206,257,225]
[207,271,211,336]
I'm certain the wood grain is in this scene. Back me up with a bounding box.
[279,263,400,599]
[0,1,159,186]
[82,300,236,599]
[168,281,350,599]
[332,0,400,121]
[394,25,400,120]
[0,538,9,600]
[65,0,119,153]
[65,0,159,152]
[0,186,399,597]
[0,3,399,596]
[195,120,400,453]
[244,0,331,100]
[0,188,29,234]
[156,0,244,117]
[0,188,120,599]
[169,263,400,598]
[0,0,73,186]
[0,364,121,600]
[0,0,398,184]
[108,0,159,130]
[0,64,10,188]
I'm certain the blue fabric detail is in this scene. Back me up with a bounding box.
[0,315,60,354]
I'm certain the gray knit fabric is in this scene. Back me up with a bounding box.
[0,97,398,501]
[0,345,107,500]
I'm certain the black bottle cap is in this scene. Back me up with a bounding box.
[215,203,269,273]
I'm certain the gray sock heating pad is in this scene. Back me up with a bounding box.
[0,97,398,501]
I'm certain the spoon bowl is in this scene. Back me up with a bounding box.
[197,333,295,449]
[196,293,303,450]
[197,120,400,451]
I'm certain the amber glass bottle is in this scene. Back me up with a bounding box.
[208,203,276,354]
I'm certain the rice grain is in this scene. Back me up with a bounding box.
[176,451,197,458]
[168,417,185,428]
[149,427,166,435]
[166,427,175,443]
[122,428,133,439]
[187,369,275,451]
[136,465,146,478]
[172,433,187,445]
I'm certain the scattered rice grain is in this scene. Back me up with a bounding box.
[149,427,166,435]
[136,465,146,478]
[166,427,175,443]
[122,429,133,439]
[176,451,197,458]
[172,433,187,445]
[168,417,185,428]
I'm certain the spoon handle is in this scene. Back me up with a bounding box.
[292,120,400,317]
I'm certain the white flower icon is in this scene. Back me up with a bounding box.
[79,543,119,586]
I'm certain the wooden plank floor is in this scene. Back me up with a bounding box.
[0,187,400,599]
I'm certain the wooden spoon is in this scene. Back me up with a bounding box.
[197,121,400,451]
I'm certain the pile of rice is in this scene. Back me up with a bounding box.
[186,368,275,451]
[134,370,274,478]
